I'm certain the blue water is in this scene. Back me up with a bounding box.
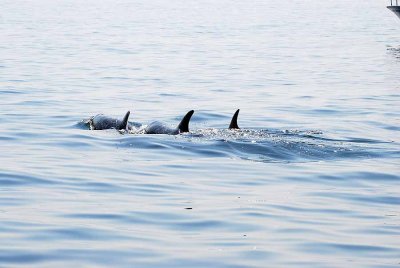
[1,0,400,267]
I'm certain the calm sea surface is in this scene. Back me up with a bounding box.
[1,0,399,267]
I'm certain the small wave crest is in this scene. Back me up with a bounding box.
[76,119,398,162]
[113,128,395,162]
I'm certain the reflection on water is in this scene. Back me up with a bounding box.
[1,0,400,267]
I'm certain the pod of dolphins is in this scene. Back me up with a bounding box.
[88,109,241,134]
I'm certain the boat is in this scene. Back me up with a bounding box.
[388,0,400,19]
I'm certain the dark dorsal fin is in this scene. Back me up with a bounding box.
[118,111,130,130]
[177,110,194,133]
[229,109,240,129]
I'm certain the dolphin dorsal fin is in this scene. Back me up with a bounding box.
[177,110,194,133]
[229,109,240,129]
[118,111,130,130]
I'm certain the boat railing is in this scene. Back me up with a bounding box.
[388,0,400,20]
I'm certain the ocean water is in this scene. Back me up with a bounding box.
[1,0,399,267]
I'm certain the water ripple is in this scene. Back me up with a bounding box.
[1,0,400,267]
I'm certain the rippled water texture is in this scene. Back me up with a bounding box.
[1,0,400,267]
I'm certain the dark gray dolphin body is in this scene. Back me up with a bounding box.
[89,111,131,130]
[229,109,240,129]
[145,110,194,135]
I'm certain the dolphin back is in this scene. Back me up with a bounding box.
[177,110,194,133]
[145,121,177,134]
[118,111,130,130]
[90,111,131,130]
[229,109,240,129]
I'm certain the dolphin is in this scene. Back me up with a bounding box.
[89,111,131,130]
[229,109,240,129]
[145,110,194,135]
